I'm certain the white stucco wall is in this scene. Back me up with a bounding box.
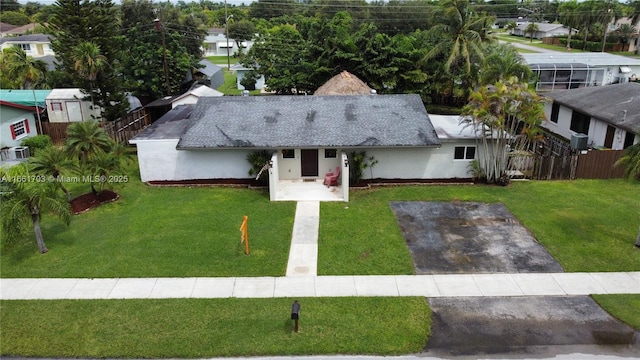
[134,140,252,182]
[1,107,38,148]
[543,102,633,149]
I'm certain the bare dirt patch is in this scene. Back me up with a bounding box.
[390,201,563,273]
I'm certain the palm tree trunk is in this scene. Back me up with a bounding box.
[31,213,48,254]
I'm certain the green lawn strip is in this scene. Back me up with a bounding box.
[592,294,640,330]
[217,68,262,96]
[205,55,239,65]
[319,180,640,275]
[1,180,295,278]
[0,297,431,358]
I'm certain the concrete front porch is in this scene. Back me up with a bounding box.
[273,179,344,202]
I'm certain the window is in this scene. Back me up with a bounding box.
[51,102,63,111]
[282,149,295,158]
[550,102,559,123]
[570,110,590,134]
[324,149,337,158]
[454,146,476,160]
[14,44,31,51]
[10,119,30,140]
[624,131,636,149]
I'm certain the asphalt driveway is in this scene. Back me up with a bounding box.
[390,201,639,355]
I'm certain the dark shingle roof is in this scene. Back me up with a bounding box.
[177,94,440,149]
[0,34,52,44]
[545,83,640,133]
[130,105,194,142]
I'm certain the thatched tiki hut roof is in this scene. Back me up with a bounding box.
[314,71,374,95]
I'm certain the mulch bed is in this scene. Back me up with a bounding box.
[70,190,119,215]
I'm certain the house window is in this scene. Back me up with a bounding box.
[550,102,559,123]
[570,110,590,134]
[454,146,476,160]
[51,102,63,111]
[624,131,636,149]
[14,44,31,51]
[10,119,30,140]
[282,149,295,158]
[324,149,337,158]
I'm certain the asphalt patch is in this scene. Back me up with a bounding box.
[425,296,640,356]
[390,201,564,273]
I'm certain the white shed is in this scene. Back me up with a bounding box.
[45,88,102,123]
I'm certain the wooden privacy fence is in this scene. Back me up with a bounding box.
[37,108,150,145]
[574,149,624,179]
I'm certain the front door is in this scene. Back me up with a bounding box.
[300,149,318,177]
[604,125,615,148]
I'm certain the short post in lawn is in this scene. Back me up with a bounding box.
[291,300,300,333]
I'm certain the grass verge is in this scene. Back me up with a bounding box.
[217,68,262,96]
[0,297,431,358]
[592,294,640,330]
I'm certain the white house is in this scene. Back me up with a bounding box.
[543,82,639,150]
[45,88,102,123]
[523,53,640,92]
[512,22,572,40]
[0,89,49,151]
[0,34,54,58]
[230,63,265,90]
[130,95,498,201]
[202,28,254,57]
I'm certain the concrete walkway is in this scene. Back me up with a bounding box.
[1,272,638,300]
[286,201,320,277]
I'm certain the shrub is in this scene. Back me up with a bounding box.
[247,150,272,184]
[20,135,53,156]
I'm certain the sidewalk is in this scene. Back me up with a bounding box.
[2,272,638,300]
[286,201,320,276]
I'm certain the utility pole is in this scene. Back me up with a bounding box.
[154,12,171,95]
[602,1,612,53]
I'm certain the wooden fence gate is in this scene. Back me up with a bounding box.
[574,150,624,179]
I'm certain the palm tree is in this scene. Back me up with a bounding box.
[480,44,533,85]
[504,21,517,35]
[559,0,579,50]
[615,134,640,180]
[71,41,108,110]
[613,24,638,51]
[29,146,76,202]
[0,164,71,253]
[525,22,539,43]
[65,121,114,195]
[421,0,489,76]
[3,47,48,89]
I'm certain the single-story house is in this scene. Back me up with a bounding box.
[523,53,640,92]
[0,90,47,161]
[171,85,223,108]
[512,22,572,40]
[543,82,639,150]
[130,94,497,201]
[0,23,43,38]
[230,63,265,90]
[0,34,54,58]
[45,88,102,123]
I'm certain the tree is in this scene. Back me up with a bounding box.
[504,21,517,34]
[559,0,579,50]
[228,19,256,56]
[0,163,71,253]
[29,146,75,202]
[613,24,638,51]
[0,11,30,26]
[248,0,299,19]
[47,0,128,121]
[525,22,539,43]
[65,121,113,195]
[480,44,533,86]
[3,47,48,89]
[461,77,545,185]
[71,41,108,114]
[615,135,640,180]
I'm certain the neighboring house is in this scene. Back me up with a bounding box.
[185,59,224,89]
[202,28,254,56]
[512,22,571,39]
[542,82,639,150]
[0,23,43,38]
[0,100,40,151]
[523,53,640,92]
[0,34,54,58]
[171,85,223,108]
[605,16,639,54]
[45,88,102,123]
[0,23,18,37]
[230,63,265,90]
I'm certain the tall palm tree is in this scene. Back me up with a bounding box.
[29,146,76,202]
[71,41,108,110]
[614,24,638,51]
[421,0,488,76]
[0,164,71,253]
[525,22,539,43]
[480,44,533,85]
[3,47,48,89]
[559,0,579,50]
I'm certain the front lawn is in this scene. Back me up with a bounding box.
[592,294,640,330]
[0,297,431,358]
[319,180,640,274]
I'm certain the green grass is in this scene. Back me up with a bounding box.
[206,55,239,65]
[216,68,262,96]
[319,180,640,274]
[0,171,296,278]
[592,295,640,330]
[0,297,431,358]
